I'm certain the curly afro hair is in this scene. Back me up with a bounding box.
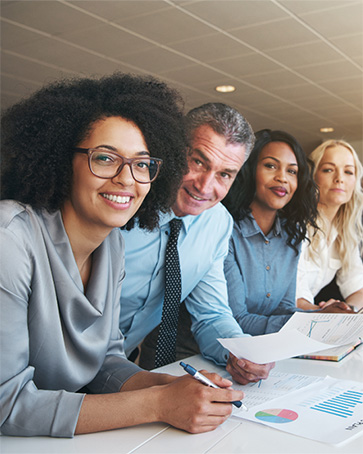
[1,72,188,230]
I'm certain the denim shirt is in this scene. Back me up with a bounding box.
[224,214,300,335]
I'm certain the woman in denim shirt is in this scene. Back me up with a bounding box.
[222,130,350,336]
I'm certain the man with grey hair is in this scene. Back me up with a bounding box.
[186,102,255,155]
[119,103,274,384]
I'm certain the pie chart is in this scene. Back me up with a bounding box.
[255,408,298,424]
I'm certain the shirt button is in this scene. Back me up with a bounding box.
[265,240,269,245]
[266,265,270,271]
[266,293,271,298]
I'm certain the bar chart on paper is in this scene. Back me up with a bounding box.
[235,377,363,444]
[308,388,363,418]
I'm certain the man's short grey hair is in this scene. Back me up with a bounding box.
[186,102,255,160]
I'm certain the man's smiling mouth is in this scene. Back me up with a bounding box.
[185,188,205,201]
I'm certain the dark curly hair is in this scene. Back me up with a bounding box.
[222,129,319,253]
[1,72,188,230]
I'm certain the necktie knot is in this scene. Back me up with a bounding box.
[169,218,183,239]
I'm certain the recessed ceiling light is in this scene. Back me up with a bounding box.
[215,85,236,93]
[320,127,334,133]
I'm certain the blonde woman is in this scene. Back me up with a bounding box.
[296,140,363,312]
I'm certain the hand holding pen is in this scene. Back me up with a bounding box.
[180,362,248,411]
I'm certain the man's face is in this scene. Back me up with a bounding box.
[173,124,246,217]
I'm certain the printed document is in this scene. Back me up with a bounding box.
[222,370,324,409]
[233,376,363,445]
[218,313,363,364]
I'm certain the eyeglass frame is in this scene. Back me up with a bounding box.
[74,147,163,184]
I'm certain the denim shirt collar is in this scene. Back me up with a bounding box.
[237,213,283,240]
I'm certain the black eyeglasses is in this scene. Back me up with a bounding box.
[74,148,163,184]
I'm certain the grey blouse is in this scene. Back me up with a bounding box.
[0,201,142,437]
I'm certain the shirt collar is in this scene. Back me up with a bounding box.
[272,216,282,235]
[159,210,195,233]
[329,224,338,243]
[238,214,282,239]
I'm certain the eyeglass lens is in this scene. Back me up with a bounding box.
[90,150,159,182]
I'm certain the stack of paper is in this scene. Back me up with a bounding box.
[218,313,363,364]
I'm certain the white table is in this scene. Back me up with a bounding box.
[2,347,363,454]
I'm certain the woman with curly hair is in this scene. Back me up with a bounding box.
[296,140,363,312]
[222,129,350,336]
[0,73,242,438]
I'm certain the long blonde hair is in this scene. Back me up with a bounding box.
[308,140,363,273]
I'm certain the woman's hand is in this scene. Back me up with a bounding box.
[226,353,275,385]
[76,370,242,435]
[317,301,353,313]
[318,298,343,308]
[155,371,244,433]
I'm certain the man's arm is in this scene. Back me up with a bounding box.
[185,241,245,365]
[184,207,274,383]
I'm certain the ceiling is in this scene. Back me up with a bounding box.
[1,0,362,156]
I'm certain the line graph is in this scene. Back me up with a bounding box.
[307,319,330,337]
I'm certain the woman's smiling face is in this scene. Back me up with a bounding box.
[251,141,298,214]
[63,116,151,235]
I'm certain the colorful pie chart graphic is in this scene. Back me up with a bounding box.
[255,408,298,424]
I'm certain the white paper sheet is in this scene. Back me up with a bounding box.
[220,370,324,409]
[218,313,363,364]
[232,376,363,445]
[280,312,363,344]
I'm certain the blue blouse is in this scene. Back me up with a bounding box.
[224,215,300,335]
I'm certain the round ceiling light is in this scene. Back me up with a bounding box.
[320,127,334,133]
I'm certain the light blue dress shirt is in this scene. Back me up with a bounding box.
[120,203,245,366]
[224,215,300,335]
[0,201,141,437]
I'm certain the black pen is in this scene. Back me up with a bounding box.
[180,361,248,410]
